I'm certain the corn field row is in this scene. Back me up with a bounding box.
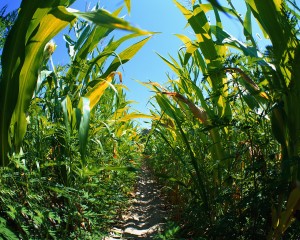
[0,0,300,239]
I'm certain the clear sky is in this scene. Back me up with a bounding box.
[1,0,267,126]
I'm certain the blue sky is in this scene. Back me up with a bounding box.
[1,0,268,126]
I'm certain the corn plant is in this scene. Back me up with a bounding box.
[207,0,300,238]
[0,0,149,166]
[20,0,149,196]
[0,6,17,51]
[145,0,300,238]
[0,0,155,237]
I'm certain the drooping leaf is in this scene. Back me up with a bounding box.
[116,113,157,122]
[103,37,152,77]
[68,8,151,34]
[84,72,121,110]
[175,34,198,65]
[162,92,209,125]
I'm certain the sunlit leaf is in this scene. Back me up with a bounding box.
[68,8,151,34]
[84,72,121,110]
[0,3,76,165]
[124,0,131,13]
[117,113,157,122]
[103,37,152,77]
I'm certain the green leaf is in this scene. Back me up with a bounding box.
[0,217,18,240]
[0,3,76,165]
[157,52,181,74]
[243,3,253,40]
[61,95,73,133]
[87,33,144,74]
[116,113,157,122]
[174,1,218,60]
[174,34,198,65]
[210,25,264,60]
[74,23,91,52]
[65,24,113,81]
[79,165,140,177]
[242,94,260,110]
[78,97,90,163]
[69,8,151,34]
[246,0,285,54]
[103,37,152,77]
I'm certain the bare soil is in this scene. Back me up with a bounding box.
[104,166,167,239]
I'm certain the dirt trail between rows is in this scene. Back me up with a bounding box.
[104,166,167,239]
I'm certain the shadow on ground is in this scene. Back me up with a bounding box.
[105,166,167,240]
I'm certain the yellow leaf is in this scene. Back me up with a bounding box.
[124,0,131,13]
[117,113,157,122]
[84,72,121,110]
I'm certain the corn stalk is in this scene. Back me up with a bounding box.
[181,0,300,237]
[0,0,151,166]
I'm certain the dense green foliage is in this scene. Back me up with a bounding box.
[0,6,17,50]
[1,0,300,239]
[145,0,300,239]
[0,0,150,238]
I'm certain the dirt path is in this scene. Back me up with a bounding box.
[104,166,167,239]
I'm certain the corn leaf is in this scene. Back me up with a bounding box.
[117,113,157,122]
[246,0,285,55]
[162,92,209,125]
[78,97,90,162]
[103,37,152,77]
[0,2,75,165]
[69,8,151,34]
[174,1,218,60]
[243,3,253,40]
[275,188,300,234]
[81,33,145,88]
[124,0,131,13]
[84,72,121,110]
[61,95,73,133]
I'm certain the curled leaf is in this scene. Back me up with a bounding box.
[162,92,209,124]
[84,72,122,110]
